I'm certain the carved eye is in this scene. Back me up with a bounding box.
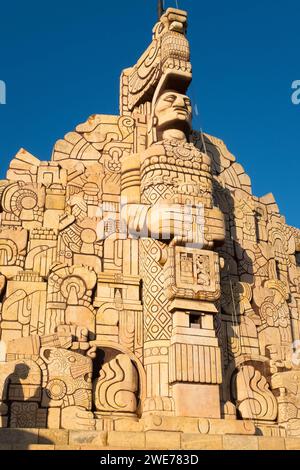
[164,95,176,103]
[184,98,191,107]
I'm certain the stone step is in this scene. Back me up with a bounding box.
[0,428,300,451]
[0,429,299,450]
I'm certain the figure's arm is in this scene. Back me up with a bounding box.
[120,153,225,246]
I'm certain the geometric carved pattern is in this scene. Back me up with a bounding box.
[141,239,172,341]
[169,343,222,384]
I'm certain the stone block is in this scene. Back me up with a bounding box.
[107,431,145,449]
[55,445,81,450]
[143,415,187,432]
[69,430,107,447]
[38,429,68,445]
[199,418,255,436]
[0,428,38,445]
[114,418,144,432]
[285,438,300,450]
[12,445,32,450]
[0,444,12,450]
[45,195,65,210]
[181,434,223,450]
[223,435,258,450]
[79,445,109,450]
[172,383,221,418]
[145,431,181,450]
[27,444,56,450]
[258,437,285,450]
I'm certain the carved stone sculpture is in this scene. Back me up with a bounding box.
[0,7,299,442]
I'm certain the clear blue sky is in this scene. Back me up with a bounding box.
[0,0,299,226]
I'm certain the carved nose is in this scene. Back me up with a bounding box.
[174,96,186,108]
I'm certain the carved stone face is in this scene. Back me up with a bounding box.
[154,91,192,132]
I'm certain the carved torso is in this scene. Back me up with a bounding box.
[141,140,212,207]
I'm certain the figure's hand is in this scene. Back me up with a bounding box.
[120,201,225,247]
[61,406,95,431]
[145,201,194,243]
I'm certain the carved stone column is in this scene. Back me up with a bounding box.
[140,238,174,415]
[165,246,223,418]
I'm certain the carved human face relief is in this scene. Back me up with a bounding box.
[154,91,192,132]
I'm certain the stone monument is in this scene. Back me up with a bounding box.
[0,7,300,449]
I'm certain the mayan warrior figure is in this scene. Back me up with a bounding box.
[0,7,300,439]
[121,87,225,416]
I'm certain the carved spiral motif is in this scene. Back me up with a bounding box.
[174,146,192,161]
[12,189,38,214]
[260,301,277,327]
